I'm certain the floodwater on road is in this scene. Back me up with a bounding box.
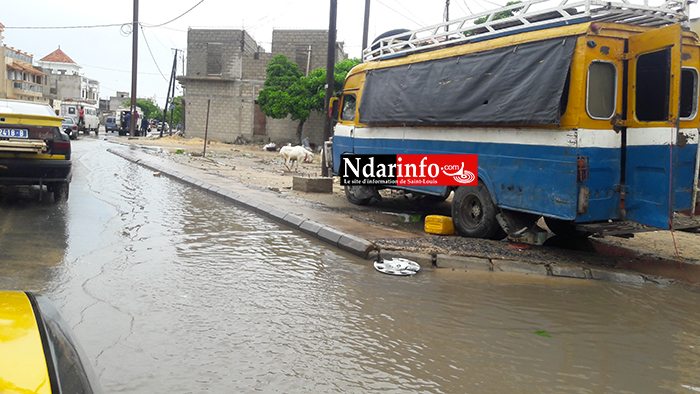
[1,137,700,393]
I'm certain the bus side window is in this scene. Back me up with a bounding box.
[680,67,698,120]
[341,95,356,121]
[586,61,617,120]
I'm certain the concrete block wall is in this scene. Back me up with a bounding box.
[272,30,347,74]
[263,111,325,146]
[241,52,273,80]
[186,29,257,79]
[183,29,347,146]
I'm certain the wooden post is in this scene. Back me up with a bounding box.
[322,0,338,177]
[203,99,211,157]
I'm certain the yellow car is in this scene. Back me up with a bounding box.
[0,99,72,202]
[0,291,103,394]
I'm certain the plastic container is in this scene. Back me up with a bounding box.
[424,215,455,235]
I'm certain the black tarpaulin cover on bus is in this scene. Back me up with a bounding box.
[358,37,577,125]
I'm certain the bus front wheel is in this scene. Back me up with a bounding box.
[452,183,502,239]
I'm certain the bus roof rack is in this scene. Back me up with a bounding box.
[363,0,695,62]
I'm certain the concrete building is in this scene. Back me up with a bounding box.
[0,22,48,103]
[178,29,347,146]
[37,47,99,105]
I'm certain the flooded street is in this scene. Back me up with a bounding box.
[1,137,700,393]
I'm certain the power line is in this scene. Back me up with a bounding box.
[3,1,203,31]
[387,0,427,27]
[141,0,205,28]
[2,23,125,30]
[457,0,471,16]
[140,26,169,83]
[81,63,163,76]
[463,0,475,15]
[375,0,426,27]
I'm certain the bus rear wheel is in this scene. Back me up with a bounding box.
[452,183,502,239]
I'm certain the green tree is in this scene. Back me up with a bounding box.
[474,1,522,25]
[125,99,163,120]
[169,96,183,128]
[257,55,361,143]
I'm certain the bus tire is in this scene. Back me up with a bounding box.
[344,185,373,205]
[452,182,502,239]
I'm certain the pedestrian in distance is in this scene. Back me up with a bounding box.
[125,112,131,134]
[78,106,85,128]
[141,117,149,136]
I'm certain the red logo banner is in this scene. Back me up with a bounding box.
[396,154,478,186]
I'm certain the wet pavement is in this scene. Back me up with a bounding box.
[1,137,700,393]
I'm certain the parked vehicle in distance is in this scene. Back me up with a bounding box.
[105,116,118,132]
[115,107,144,136]
[0,99,72,202]
[62,116,78,140]
[0,290,104,394]
[60,101,99,135]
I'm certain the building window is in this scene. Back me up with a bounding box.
[586,61,617,120]
[207,43,223,75]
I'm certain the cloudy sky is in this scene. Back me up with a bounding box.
[2,0,698,106]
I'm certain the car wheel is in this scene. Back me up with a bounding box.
[53,182,70,202]
[451,182,502,239]
[344,185,373,205]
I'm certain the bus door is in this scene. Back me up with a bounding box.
[624,23,689,229]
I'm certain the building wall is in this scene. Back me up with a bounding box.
[3,50,47,102]
[0,46,6,99]
[181,29,347,147]
[109,91,130,111]
[186,29,257,79]
[272,30,347,75]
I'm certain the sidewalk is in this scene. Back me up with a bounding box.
[107,136,700,286]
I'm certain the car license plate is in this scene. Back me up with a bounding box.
[0,128,28,138]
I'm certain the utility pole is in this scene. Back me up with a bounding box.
[362,0,371,55]
[129,0,139,137]
[444,0,450,31]
[161,50,178,138]
[322,0,337,177]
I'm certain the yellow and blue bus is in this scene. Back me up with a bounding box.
[329,0,700,239]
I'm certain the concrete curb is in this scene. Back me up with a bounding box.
[107,145,677,285]
[107,147,377,259]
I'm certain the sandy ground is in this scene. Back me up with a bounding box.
[118,134,700,264]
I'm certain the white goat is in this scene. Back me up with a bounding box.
[279,144,314,171]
